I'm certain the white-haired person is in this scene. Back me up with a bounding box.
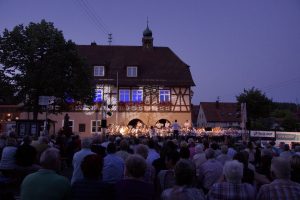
[257,157,300,200]
[192,143,207,177]
[161,159,205,200]
[71,137,95,184]
[216,145,232,165]
[21,148,71,200]
[198,148,223,194]
[207,160,255,200]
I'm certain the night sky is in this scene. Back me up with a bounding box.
[1,0,299,104]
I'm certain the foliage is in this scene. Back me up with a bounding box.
[0,20,94,119]
[236,87,273,129]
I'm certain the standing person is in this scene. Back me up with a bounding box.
[257,157,300,200]
[21,148,71,200]
[171,120,181,139]
[71,137,95,184]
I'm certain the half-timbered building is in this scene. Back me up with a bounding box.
[20,25,195,136]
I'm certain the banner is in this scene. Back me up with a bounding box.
[250,131,275,138]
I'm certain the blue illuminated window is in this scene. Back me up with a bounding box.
[127,66,137,77]
[94,66,105,76]
[159,90,170,102]
[119,89,130,102]
[94,88,103,102]
[132,89,143,102]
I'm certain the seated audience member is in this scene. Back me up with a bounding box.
[135,144,155,183]
[257,157,300,200]
[20,148,71,200]
[233,151,255,185]
[216,145,232,165]
[16,136,38,168]
[161,159,205,200]
[71,154,113,200]
[116,139,131,161]
[193,144,207,176]
[207,160,256,200]
[290,155,300,183]
[0,137,18,176]
[71,137,95,184]
[279,144,293,159]
[31,136,49,162]
[115,154,155,200]
[102,142,124,183]
[146,139,160,165]
[157,150,180,192]
[198,148,223,194]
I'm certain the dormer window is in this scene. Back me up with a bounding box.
[94,66,105,76]
[127,66,137,77]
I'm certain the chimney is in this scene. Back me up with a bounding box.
[91,41,97,46]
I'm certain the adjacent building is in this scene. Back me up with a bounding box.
[197,101,242,129]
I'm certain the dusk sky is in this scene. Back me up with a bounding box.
[1,0,300,104]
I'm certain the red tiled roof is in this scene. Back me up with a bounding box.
[200,102,241,122]
[77,45,195,87]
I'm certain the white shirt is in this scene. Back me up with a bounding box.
[71,148,95,184]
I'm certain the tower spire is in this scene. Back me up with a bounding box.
[142,17,153,49]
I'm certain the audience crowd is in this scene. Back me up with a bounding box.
[0,131,300,200]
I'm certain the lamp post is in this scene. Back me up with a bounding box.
[95,103,99,135]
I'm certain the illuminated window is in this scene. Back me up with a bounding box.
[94,88,103,102]
[159,90,170,102]
[94,66,105,76]
[132,89,143,102]
[91,120,101,133]
[119,89,130,102]
[127,66,137,77]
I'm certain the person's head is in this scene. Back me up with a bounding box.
[175,120,177,122]
[205,148,215,159]
[223,160,243,184]
[295,146,300,153]
[107,142,117,154]
[23,135,32,145]
[174,159,196,186]
[125,154,147,179]
[233,151,247,167]
[147,139,155,149]
[81,137,92,149]
[165,150,180,169]
[179,146,190,159]
[135,144,149,159]
[195,144,204,154]
[81,154,103,179]
[220,145,228,154]
[271,157,291,179]
[119,139,129,151]
[284,144,290,151]
[40,148,61,171]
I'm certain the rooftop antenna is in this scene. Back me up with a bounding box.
[108,33,112,45]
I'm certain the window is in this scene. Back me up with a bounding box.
[119,89,130,102]
[127,66,137,77]
[91,120,101,133]
[94,88,103,102]
[132,89,143,102]
[159,90,170,102]
[94,66,105,76]
[79,124,85,132]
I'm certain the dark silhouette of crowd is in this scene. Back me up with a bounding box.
[1,131,300,200]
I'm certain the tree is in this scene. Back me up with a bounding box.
[236,87,273,129]
[0,20,94,119]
